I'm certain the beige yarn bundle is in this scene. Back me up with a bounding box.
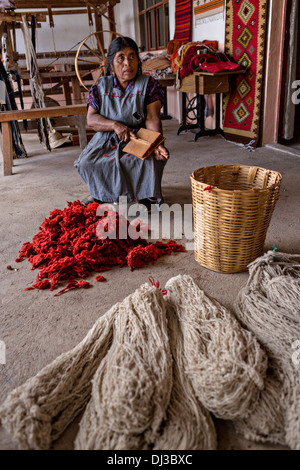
[153,303,217,450]
[75,283,173,450]
[164,275,267,421]
[0,303,116,450]
[0,274,268,450]
[234,251,300,450]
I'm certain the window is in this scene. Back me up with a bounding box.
[138,0,169,51]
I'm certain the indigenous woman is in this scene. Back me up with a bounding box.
[74,36,169,209]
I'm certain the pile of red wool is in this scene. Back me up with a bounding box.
[15,201,185,294]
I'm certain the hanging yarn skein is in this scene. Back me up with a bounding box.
[0,32,27,158]
[21,15,53,151]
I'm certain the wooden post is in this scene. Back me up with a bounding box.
[71,76,82,104]
[63,80,72,105]
[94,11,104,53]
[1,122,13,176]
[107,6,116,40]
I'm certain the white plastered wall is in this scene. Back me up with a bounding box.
[14,9,96,55]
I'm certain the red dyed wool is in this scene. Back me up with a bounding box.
[53,279,90,297]
[16,201,184,292]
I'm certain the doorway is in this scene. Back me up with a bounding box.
[279,0,300,150]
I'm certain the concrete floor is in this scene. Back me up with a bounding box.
[0,119,299,450]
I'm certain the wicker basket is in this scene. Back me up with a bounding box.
[190,164,282,273]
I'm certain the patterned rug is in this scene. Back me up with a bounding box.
[222,0,268,146]
[173,0,193,42]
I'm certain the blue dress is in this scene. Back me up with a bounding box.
[74,74,166,203]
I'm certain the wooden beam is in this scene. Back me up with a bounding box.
[15,9,89,16]
[0,13,47,22]
[14,22,42,29]
[0,104,88,175]
[18,50,79,60]
[14,1,110,8]
[0,104,86,122]
[20,71,78,79]
[48,7,54,28]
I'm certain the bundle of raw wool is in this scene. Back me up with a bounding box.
[0,275,267,450]
[233,251,300,450]
[153,301,217,450]
[164,275,268,421]
[75,283,173,450]
[0,305,116,450]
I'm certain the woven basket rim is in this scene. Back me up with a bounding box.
[191,164,282,193]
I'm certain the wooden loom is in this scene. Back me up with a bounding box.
[0,1,121,173]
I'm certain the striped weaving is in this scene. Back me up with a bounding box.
[194,0,225,22]
[173,0,192,42]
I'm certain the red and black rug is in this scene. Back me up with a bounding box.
[173,0,193,42]
[222,0,268,146]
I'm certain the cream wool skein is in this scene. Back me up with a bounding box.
[75,283,173,450]
[234,251,300,450]
[1,270,286,451]
[165,274,268,421]
[0,305,116,450]
[232,368,286,446]
[153,303,217,450]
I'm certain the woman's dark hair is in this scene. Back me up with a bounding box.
[105,36,142,76]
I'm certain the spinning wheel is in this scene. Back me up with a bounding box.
[75,30,123,91]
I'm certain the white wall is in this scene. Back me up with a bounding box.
[14,9,96,55]
[114,0,139,40]
[193,18,225,44]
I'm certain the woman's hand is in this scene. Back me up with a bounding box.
[87,108,136,141]
[113,122,136,142]
[154,144,169,161]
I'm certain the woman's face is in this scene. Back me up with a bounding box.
[112,47,139,85]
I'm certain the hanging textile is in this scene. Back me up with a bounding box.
[21,15,53,151]
[167,0,193,73]
[173,0,193,42]
[194,0,225,26]
[222,0,268,147]
[282,0,298,140]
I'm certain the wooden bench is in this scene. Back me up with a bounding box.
[0,104,87,176]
